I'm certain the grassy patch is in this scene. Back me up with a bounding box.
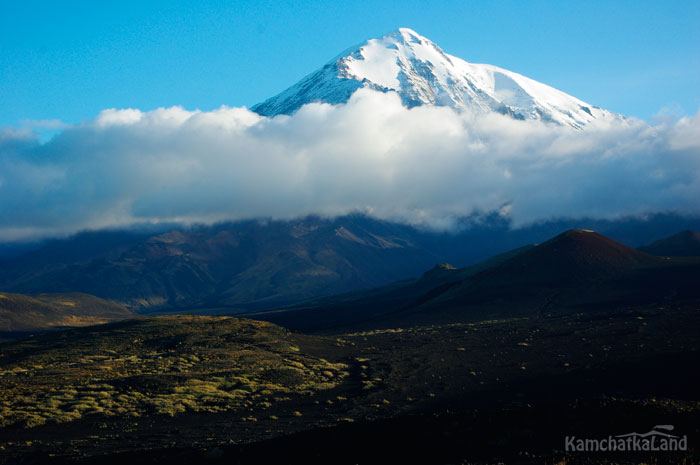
[0,316,347,428]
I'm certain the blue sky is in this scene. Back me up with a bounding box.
[1,0,699,128]
[1,1,700,242]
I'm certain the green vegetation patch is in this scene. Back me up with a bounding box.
[0,316,347,427]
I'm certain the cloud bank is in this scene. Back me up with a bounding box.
[1,88,699,241]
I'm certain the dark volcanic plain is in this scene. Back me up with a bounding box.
[1,229,699,464]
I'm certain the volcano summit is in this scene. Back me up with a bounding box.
[253,28,621,129]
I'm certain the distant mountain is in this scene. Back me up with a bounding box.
[0,292,133,332]
[408,229,700,326]
[420,229,661,308]
[639,230,700,257]
[3,216,700,314]
[0,229,161,290]
[252,229,700,331]
[253,28,621,129]
[4,216,444,312]
[463,229,661,287]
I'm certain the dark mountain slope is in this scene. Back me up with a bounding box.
[403,229,700,325]
[249,245,534,331]
[464,229,661,287]
[252,230,700,332]
[639,230,700,257]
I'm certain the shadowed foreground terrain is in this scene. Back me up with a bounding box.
[1,305,699,464]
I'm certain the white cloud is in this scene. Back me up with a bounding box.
[0,88,699,241]
[95,108,144,127]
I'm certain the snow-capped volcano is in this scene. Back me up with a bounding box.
[253,28,619,129]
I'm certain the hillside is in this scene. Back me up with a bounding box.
[639,230,700,257]
[405,229,700,326]
[0,292,134,332]
[463,229,662,287]
[253,229,700,331]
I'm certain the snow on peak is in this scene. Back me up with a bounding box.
[252,28,620,129]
